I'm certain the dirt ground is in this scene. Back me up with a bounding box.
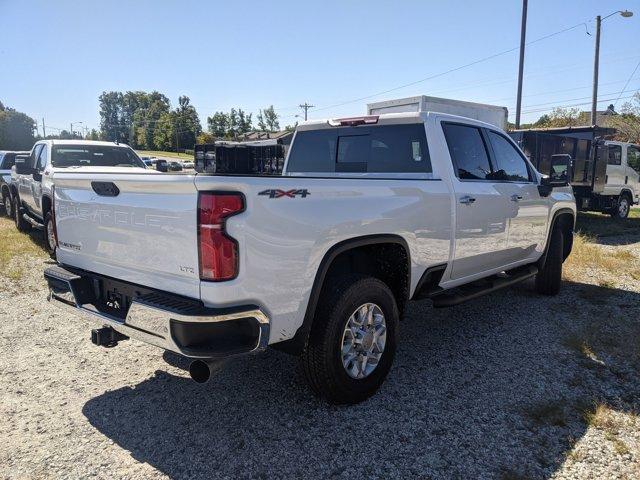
[0,212,639,479]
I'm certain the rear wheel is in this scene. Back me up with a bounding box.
[535,226,563,296]
[610,194,631,219]
[2,191,12,217]
[301,274,399,404]
[14,197,31,232]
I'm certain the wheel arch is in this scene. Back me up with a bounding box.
[274,234,411,356]
[539,208,575,267]
[41,194,52,217]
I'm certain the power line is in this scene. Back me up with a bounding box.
[613,58,640,107]
[307,20,592,114]
[521,94,636,115]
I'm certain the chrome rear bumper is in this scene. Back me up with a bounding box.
[44,265,270,359]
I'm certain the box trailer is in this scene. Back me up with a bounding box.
[367,95,508,130]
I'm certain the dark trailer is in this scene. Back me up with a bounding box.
[194,142,286,175]
[509,126,616,212]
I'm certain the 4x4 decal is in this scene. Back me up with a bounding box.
[258,189,310,199]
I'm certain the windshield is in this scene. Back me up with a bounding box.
[51,145,146,168]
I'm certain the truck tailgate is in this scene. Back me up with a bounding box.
[54,173,200,299]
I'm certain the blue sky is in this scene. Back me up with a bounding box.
[1,0,639,135]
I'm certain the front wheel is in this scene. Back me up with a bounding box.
[535,227,563,296]
[301,274,399,405]
[44,212,56,257]
[14,198,31,232]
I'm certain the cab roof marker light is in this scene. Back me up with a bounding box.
[328,115,380,127]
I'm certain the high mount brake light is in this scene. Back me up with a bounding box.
[333,115,379,126]
[198,192,244,281]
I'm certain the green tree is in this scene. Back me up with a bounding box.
[174,95,201,151]
[0,106,36,150]
[86,128,100,141]
[256,110,267,131]
[608,94,640,143]
[99,91,124,142]
[207,112,228,137]
[535,107,580,128]
[153,111,176,151]
[263,105,280,131]
[237,109,252,134]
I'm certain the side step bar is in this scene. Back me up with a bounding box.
[23,213,44,230]
[431,265,538,308]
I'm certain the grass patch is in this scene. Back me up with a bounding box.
[136,150,192,160]
[0,216,46,282]
[564,233,639,281]
[575,209,640,238]
[584,403,621,433]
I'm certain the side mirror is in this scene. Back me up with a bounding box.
[156,159,168,172]
[14,156,33,175]
[546,154,572,187]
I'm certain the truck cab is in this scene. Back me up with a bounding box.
[603,140,640,217]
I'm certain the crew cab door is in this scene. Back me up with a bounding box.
[483,130,548,262]
[624,145,640,203]
[442,122,514,280]
[20,144,43,211]
[604,143,625,194]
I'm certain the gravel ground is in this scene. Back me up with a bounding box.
[0,224,639,479]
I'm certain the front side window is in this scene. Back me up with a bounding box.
[442,123,491,180]
[487,131,531,182]
[30,145,44,169]
[51,145,145,168]
[36,146,48,171]
[628,145,640,173]
[608,145,622,165]
[0,153,11,170]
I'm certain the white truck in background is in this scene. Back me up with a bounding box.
[367,95,509,130]
[10,140,151,254]
[45,111,576,404]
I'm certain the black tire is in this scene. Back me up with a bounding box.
[301,274,399,405]
[535,227,563,296]
[44,211,56,257]
[610,194,631,219]
[14,197,31,232]
[2,191,12,218]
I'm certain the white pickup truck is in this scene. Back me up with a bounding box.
[45,112,576,404]
[11,140,149,254]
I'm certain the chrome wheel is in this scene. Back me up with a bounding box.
[340,303,387,379]
[46,218,56,252]
[618,197,630,218]
[3,196,11,217]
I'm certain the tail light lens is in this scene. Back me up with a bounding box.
[198,192,244,281]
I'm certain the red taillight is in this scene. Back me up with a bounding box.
[198,192,244,281]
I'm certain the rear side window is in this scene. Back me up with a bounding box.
[628,146,640,173]
[608,145,622,165]
[287,124,431,174]
[0,153,13,170]
[442,123,491,180]
[487,131,531,182]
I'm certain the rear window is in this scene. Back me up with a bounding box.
[51,145,145,168]
[0,153,14,170]
[287,124,431,174]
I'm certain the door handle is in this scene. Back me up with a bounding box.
[510,194,523,202]
[459,195,476,205]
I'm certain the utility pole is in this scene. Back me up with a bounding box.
[514,0,528,129]
[590,15,602,126]
[42,118,46,138]
[299,102,315,121]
